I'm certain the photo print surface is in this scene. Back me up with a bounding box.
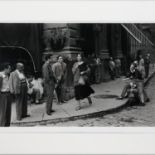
[0,23,155,127]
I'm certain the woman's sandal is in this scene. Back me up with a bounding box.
[75,106,81,111]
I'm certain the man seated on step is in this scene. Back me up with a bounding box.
[117,60,138,100]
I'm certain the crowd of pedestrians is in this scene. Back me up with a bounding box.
[0,50,152,126]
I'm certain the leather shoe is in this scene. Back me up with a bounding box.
[50,110,55,113]
[140,103,145,106]
[22,114,30,118]
[47,112,51,115]
[146,98,150,102]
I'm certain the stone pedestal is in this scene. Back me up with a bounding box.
[110,24,123,58]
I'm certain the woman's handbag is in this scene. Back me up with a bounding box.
[78,76,85,85]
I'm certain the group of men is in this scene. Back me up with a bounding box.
[42,54,67,115]
[0,54,67,126]
[0,51,151,126]
[109,57,121,80]
[0,62,28,126]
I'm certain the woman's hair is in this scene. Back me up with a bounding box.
[77,53,85,61]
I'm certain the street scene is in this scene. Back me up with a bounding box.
[0,23,155,127]
[46,74,155,127]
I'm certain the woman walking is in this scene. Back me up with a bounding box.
[72,54,94,111]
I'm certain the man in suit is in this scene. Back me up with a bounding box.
[109,57,116,80]
[9,63,29,121]
[52,55,67,104]
[0,63,12,126]
[144,53,151,78]
[42,54,57,115]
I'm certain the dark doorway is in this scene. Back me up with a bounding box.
[0,46,36,75]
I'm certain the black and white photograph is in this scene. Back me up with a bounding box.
[1,0,155,155]
[0,23,155,127]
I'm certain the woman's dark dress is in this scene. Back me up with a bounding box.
[74,62,94,100]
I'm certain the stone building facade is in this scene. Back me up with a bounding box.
[0,23,154,99]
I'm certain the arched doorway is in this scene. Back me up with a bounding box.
[0,46,36,75]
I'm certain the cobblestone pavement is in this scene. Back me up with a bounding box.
[44,75,155,127]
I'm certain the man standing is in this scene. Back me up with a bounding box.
[9,63,28,121]
[144,53,151,78]
[0,63,12,126]
[109,57,116,80]
[52,55,67,104]
[42,54,56,115]
[115,58,121,78]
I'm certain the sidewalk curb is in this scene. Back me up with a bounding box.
[11,72,155,127]
[11,102,127,127]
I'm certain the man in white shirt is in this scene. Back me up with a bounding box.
[0,63,12,126]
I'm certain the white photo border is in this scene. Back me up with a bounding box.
[0,0,155,154]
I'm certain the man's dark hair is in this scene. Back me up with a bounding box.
[45,54,52,61]
[57,55,62,60]
[2,62,11,70]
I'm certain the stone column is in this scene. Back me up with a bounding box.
[110,24,123,59]
[93,24,110,81]
[99,24,109,59]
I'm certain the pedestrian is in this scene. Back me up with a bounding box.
[95,57,102,84]
[52,55,67,104]
[42,54,57,115]
[28,72,43,104]
[72,53,94,111]
[144,53,151,78]
[109,57,116,80]
[115,58,121,78]
[9,63,29,121]
[137,52,145,69]
[0,63,12,126]
[87,54,96,84]
[134,60,149,106]
[117,60,138,100]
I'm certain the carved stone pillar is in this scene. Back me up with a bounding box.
[93,24,110,81]
[98,24,109,59]
[111,24,123,58]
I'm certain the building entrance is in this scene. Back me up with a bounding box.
[0,46,36,75]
